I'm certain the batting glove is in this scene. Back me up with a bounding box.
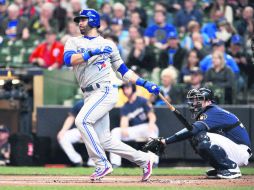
[136,78,160,95]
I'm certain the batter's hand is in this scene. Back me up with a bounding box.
[143,81,160,95]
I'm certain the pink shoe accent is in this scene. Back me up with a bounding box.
[90,167,113,181]
[142,158,153,181]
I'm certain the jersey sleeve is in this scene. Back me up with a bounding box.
[64,37,78,53]
[110,41,124,71]
[120,106,128,117]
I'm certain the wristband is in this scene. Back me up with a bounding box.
[136,77,146,86]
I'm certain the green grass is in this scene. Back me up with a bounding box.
[0,166,254,176]
[0,167,253,190]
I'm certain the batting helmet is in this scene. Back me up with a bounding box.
[74,9,100,28]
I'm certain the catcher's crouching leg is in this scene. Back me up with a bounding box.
[191,131,241,178]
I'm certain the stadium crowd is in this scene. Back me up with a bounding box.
[0,0,254,104]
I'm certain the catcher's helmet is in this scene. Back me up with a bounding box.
[199,87,214,101]
[186,88,214,118]
[74,9,100,28]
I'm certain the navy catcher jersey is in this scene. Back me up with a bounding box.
[193,104,251,147]
[120,96,151,127]
[70,100,84,129]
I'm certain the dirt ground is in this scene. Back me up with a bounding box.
[0,175,253,187]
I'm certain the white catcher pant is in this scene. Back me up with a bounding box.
[75,85,151,169]
[207,132,251,167]
[58,128,94,166]
[110,123,159,166]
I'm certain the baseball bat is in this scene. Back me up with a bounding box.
[158,93,193,131]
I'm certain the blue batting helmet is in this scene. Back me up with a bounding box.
[74,9,100,28]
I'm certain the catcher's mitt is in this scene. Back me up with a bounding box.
[142,137,166,155]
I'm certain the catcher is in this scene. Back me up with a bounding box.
[143,88,252,179]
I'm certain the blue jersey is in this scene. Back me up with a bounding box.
[144,24,176,44]
[200,53,240,74]
[193,104,251,147]
[120,96,151,127]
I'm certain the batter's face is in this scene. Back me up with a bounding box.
[78,18,92,35]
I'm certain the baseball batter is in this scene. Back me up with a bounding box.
[63,9,160,181]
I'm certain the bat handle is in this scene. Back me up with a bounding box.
[158,93,176,111]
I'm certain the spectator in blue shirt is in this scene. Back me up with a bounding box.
[158,30,188,70]
[199,39,239,74]
[144,10,176,50]
[174,0,203,34]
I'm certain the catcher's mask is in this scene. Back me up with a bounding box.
[186,88,214,118]
[121,82,136,96]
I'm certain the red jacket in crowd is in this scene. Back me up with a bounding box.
[29,41,64,68]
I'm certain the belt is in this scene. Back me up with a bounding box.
[247,148,252,156]
[81,83,100,93]
[81,83,118,93]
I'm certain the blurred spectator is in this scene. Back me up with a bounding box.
[68,0,82,19]
[112,2,130,30]
[227,34,254,89]
[126,37,157,78]
[167,0,182,13]
[151,66,182,105]
[100,2,112,18]
[57,100,95,167]
[121,25,141,61]
[228,0,249,21]
[29,29,64,69]
[235,6,254,37]
[180,49,200,83]
[129,10,144,34]
[210,0,234,24]
[204,50,235,104]
[53,0,67,32]
[191,32,210,59]
[144,10,176,50]
[98,14,111,35]
[174,0,203,35]
[110,18,129,49]
[19,0,38,20]
[110,82,159,168]
[29,2,57,37]
[0,0,7,24]
[125,0,147,28]
[200,39,239,74]
[60,19,80,45]
[181,20,210,52]
[215,17,236,44]
[0,124,10,166]
[158,30,188,71]
[185,67,204,90]
[0,3,30,40]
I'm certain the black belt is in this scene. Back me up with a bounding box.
[81,83,100,93]
[247,148,252,156]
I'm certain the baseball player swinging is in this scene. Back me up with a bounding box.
[63,9,160,181]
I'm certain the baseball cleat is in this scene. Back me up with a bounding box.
[141,158,154,182]
[90,166,113,181]
[216,169,242,179]
[206,169,219,179]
